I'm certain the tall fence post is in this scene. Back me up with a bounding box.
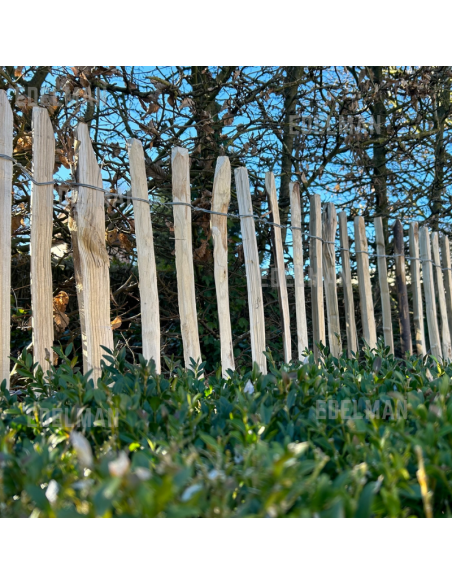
[0,90,12,388]
[440,234,452,337]
[211,156,234,377]
[322,203,341,358]
[354,216,377,349]
[419,226,442,359]
[235,167,267,374]
[394,219,412,356]
[409,222,426,356]
[289,182,308,359]
[432,232,452,361]
[374,217,394,354]
[172,147,202,371]
[338,212,357,356]
[128,138,160,373]
[30,107,55,373]
[309,194,325,361]
[266,171,291,363]
[70,122,113,380]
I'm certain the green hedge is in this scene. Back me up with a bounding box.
[1,343,451,517]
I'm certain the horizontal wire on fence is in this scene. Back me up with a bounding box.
[2,151,452,271]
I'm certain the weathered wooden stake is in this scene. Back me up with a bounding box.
[235,167,267,374]
[322,203,341,358]
[393,219,412,356]
[266,171,291,363]
[409,222,426,356]
[354,217,377,349]
[419,226,442,359]
[0,90,12,388]
[172,147,202,371]
[440,234,452,336]
[338,212,357,356]
[432,232,452,361]
[309,194,325,360]
[30,107,55,373]
[70,123,114,380]
[212,156,234,377]
[289,182,308,358]
[128,138,160,373]
[374,217,394,354]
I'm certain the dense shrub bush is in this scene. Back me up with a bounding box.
[1,344,451,517]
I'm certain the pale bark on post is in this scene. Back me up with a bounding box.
[235,167,267,374]
[394,219,412,356]
[128,138,160,373]
[70,123,113,380]
[374,217,394,354]
[0,90,12,388]
[266,171,291,363]
[30,107,55,373]
[309,194,325,360]
[409,223,426,356]
[211,156,234,377]
[322,203,341,358]
[338,212,357,356]
[440,234,452,336]
[289,182,308,358]
[354,217,377,349]
[432,232,452,361]
[419,226,442,359]
[172,147,202,371]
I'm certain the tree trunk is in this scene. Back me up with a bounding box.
[279,67,303,244]
[371,66,389,240]
[430,67,451,230]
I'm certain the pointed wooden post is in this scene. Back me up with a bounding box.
[289,182,308,358]
[338,212,357,356]
[128,139,160,373]
[432,232,452,361]
[440,234,452,336]
[409,222,426,356]
[322,203,341,358]
[235,167,267,374]
[70,123,113,380]
[172,147,201,371]
[266,171,291,363]
[0,90,13,388]
[30,107,55,373]
[394,219,412,356]
[419,226,441,359]
[354,216,377,349]
[211,156,234,377]
[309,194,325,360]
[374,217,394,354]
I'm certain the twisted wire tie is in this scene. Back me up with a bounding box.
[2,153,451,271]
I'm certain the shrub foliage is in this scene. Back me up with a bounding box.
[1,344,451,517]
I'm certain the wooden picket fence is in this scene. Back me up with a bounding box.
[1,90,452,389]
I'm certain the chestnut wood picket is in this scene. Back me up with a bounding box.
[30,106,55,375]
[0,90,12,389]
